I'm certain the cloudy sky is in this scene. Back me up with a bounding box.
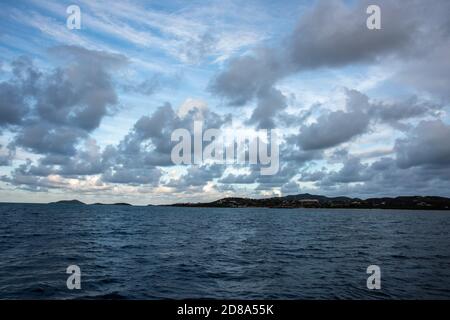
[0,0,449,205]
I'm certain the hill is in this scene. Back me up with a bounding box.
[49,199,86,205]
[170,194,450,210]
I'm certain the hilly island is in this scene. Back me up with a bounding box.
[170,194,450,210]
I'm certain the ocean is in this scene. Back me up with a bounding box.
[0,203,449,299]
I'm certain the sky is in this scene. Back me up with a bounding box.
[0,0,450,205]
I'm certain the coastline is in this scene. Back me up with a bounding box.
[2,193,450,210]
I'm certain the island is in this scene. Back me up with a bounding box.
[49,200,131,206]
[49,199,86,205]
[170,193,450,210]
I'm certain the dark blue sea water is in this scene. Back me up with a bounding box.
[0,203,449,299]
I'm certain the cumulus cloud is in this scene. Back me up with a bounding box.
[105,101,230,167]
[248,86,287,129]
[280,180,301,195]
[210,49,282,107]
[0,82,28,126]
[1,160,65,191]
[210,0,450,129]
[395,120,450,169]
[1,90,231,190]
[52,139,105,176]
[16,125,86,156]
[287,0,415,70]
[292,89,370,150]
[0,145,14,166]
[297,109,371,150]
[166,164,226,190]
[218,161,304,190]
[396,43,450,101]
[40,46,127,131]
[299,154,450,198]
[372,98,440,123]
[300,123,450,197]
[97,101,230,185]
[2,46,128,157]
[177,98,208,118]
[293,88,443,151]
[2,1,450,201]
[209,47,285,128]
[0,56,40,127]
[324,157,373,184]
